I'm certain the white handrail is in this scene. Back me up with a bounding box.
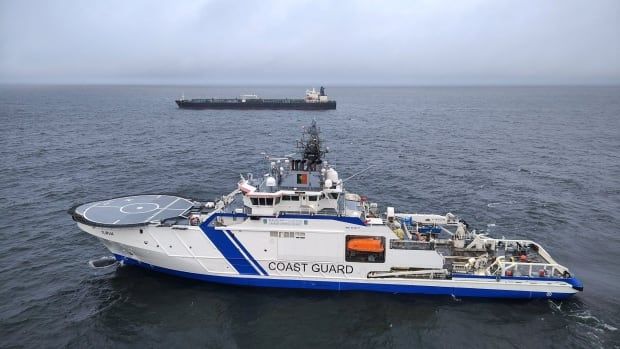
[486,256,569,277]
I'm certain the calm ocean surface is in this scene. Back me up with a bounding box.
[0,85,619,348]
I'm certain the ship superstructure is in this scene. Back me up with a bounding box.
[69,121,582,299]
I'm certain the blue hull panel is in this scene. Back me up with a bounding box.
[114,255,575,300]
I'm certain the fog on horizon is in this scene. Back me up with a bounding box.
[0,0,619,86]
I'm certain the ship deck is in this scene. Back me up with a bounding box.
[70,194,195,227]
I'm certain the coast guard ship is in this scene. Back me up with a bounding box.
[69,121,582,299]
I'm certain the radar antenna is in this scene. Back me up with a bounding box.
[296,120,327,171]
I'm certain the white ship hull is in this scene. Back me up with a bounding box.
[79,216,580,300]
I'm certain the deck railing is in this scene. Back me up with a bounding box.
[486,256,568,278]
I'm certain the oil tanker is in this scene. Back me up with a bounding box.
[175,87,336,110]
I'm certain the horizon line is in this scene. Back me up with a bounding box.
[1,81,619,88]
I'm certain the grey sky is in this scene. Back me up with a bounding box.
[0,0,618,85]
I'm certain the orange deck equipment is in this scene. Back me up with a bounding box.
[347,238,385,253]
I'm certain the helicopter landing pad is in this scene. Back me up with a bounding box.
[71,195,194,227]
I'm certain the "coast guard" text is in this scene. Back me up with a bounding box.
[268,262,353,274]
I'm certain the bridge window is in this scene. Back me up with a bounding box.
[250,197,276,206]
[308,195,319,202]
[345,235,385,263]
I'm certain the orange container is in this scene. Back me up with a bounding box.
[347,238,384,253]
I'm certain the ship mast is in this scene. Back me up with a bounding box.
[297,120,327,171]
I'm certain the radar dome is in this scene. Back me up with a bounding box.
[266,176,277,187]
[324,179,333,188]
[325,168,339,183]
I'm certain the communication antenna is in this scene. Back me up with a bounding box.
[341,165,375,183]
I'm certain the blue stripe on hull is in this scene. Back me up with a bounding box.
[198,224,260,275]
[113,255,575,300]
[226,231,268,276]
